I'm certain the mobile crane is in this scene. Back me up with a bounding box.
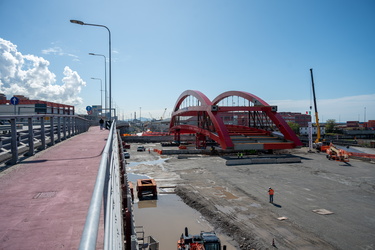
[310,68,321,143]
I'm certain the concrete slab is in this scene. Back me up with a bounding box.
[226,156,301,166]
[0,126,109,250]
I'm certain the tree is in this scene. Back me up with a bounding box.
[325,119,336,133]
[287,122,300,135]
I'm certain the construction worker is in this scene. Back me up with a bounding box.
[268,187,274,203]
[99,118,104,130]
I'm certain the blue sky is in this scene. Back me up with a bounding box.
[0,0,374,122]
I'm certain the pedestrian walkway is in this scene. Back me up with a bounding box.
[0,126,109,250]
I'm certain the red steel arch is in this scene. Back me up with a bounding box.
[170,90,302,150]
[170,90,234,149]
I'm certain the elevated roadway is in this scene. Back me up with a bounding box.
[0,126,108,249]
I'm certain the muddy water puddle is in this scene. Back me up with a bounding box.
[127,168,238,249]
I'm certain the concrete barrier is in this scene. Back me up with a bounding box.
[251,158,277,164]
[226,156,301,166]
[277,157,301,163]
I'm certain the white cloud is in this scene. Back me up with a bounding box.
[0,38,86,106]
[42,46,79,60]
[42,47,64,55]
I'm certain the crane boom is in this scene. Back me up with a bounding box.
[310,68,321,143]
[161,108,167,120]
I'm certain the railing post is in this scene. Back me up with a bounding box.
[10,118,18,164]
[27,117,34,156]
[75,117,78,134]
[40,117,46,150]
[72,117,76,135]
[50,116,55,146]
[57,116,61,142]
[68,116,71,138]
[63,116,67,140]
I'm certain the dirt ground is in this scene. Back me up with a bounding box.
[126,144,375,250]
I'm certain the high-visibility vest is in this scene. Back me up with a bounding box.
[268,189,274,195]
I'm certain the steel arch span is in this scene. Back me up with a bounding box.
[169,90,303,150]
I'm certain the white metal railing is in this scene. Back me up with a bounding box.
[0,114,91,165]
[79,121,138,250]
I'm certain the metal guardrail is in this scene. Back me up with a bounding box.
[0,114,91,164]
[79,121,138,250]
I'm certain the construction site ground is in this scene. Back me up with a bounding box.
[127,144,375,250]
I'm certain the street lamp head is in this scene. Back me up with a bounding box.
[70,19,85,25]
[89,53,95,55]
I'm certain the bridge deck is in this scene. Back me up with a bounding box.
[0,126,108,250]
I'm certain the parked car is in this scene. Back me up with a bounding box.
[137,146,146,152]
[124,152,130,159]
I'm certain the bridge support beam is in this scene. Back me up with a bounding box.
[196,133,207,149]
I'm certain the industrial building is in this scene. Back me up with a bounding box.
[0,94,74,115]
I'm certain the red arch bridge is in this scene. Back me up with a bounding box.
[169,90,303,151]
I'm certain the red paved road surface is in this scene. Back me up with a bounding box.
[0,126,109,250]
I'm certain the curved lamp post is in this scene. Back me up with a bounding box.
[89,53,107,118]
[70,19,112,121]
[90,77,103,115]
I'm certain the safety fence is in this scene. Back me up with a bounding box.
[0,114,91,165]
[79,121,138,250]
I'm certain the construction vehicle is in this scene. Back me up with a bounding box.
[310,68,321,144]
[326,143,349,162]
[326,144,375,162]
[136,179,157,199]
[314,140,330,152]
[177,227,222,250]
[122,141,131,149]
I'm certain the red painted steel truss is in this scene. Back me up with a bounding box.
[169,90,302,150]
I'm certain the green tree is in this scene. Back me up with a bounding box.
[325,119,336,133]
[287,122,300,135]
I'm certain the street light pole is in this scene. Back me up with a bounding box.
[89,53,107,119]
[91,77,103,115]
[70,19,112,121]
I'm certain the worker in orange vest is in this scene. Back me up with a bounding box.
[268,187,274,203]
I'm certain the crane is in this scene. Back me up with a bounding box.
[310,68,321,143]
[161,108,167,120]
